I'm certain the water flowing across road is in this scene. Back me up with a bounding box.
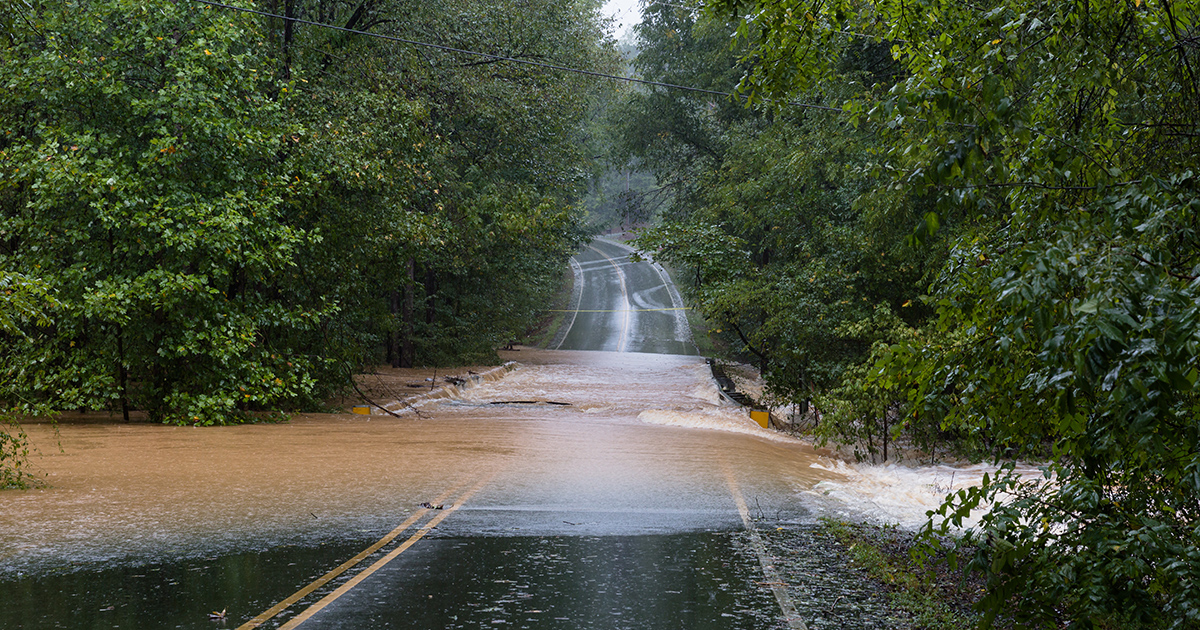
[0,238,893,629]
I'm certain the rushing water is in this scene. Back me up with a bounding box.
[0,348,1007,629]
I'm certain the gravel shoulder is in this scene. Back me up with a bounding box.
[758,521,981,630]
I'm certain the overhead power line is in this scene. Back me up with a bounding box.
[189,0,844,114]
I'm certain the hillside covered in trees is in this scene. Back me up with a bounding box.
[1,0,618,427]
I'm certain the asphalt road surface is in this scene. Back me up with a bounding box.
[0,240,839,630]
[554,238,696,355]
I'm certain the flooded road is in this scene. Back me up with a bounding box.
[0,238,847,629]
[1,350,839,628]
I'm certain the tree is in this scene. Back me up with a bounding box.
[621,8,940,460]
[0,270,56,488]
[1,0,616,428]
[1,0,328,424]
[711,0,1200,625]
[271,0,609,367]
[610,2,748,214]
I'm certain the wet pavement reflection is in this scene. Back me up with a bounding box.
[0,539,371,629]
[0,532,784,630]
[297,533,781,630]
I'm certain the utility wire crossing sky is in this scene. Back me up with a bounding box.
[601,0,642,38]
[190,0,844,113]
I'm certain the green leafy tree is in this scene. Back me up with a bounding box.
[611,3,748,213]
[2,0,615,430]
[273,0,609,367]
[0,271,55,488]
[711,0,1200,625]
[623,9,939,457]
[1,0,323,424]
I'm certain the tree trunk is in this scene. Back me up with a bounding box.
[281,0,295,81]
[401,258,415,368]
[388,289,401,368]
[424,267,437,326]
[117,327,130,423]
[882,412,889,462]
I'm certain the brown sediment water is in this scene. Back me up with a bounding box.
[1,413,505,572]
[0,348,842,577]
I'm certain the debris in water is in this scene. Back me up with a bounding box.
[488,400,571,406]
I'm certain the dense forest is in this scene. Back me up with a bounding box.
[0,0,617,432]
[614,0,1199,627]
[5,0,1200,625]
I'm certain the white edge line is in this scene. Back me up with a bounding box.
[552,257,584,350]
[726,469,809,630]
[587,241,632,353]
[600,237,694,353]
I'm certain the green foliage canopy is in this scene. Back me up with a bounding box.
[621,8,937,453]
[708,0,1200,625]
[1,0,615,431]
[2,0,322,424]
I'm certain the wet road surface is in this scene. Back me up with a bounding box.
[0,240,841,629]
[556,238,695,355]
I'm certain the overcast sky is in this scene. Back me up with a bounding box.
[601,0,642,39]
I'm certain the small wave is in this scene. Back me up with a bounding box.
[686,385,723,405]
[636,408,803,444]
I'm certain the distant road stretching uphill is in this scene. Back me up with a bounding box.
[555,238,696,355]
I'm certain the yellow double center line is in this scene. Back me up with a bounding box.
[239,474,495,629]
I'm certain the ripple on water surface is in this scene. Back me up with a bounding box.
[0,532,789,630]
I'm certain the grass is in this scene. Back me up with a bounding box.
[819,518,981,630]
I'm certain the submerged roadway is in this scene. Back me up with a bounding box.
[0,237,841,630]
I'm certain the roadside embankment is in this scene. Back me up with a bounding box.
[757,520,982,630]
[333,363,519,416]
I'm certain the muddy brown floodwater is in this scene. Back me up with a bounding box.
[1,348,847,629]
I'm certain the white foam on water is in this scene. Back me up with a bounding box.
[381,362,518,414]
[636,408,804,444]
[686,384,723,406]
[803,459,1047,530]
[422,351,1053,534]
